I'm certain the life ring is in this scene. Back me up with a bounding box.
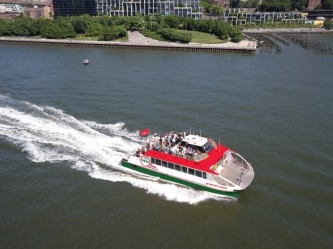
[140,156,151,167]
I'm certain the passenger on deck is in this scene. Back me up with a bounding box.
[177,146,183,155]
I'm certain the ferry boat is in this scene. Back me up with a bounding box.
[121,129,255,198]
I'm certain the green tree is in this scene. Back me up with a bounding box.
[323,19,333,29]
[197,19,215,33]
[238,0,260,8]
[56,18,76,38]
[290,0,307,10]
[229,27,243,43]
[182,17,196,31]
[40,18,75,39]
[0,19,13,36]
[40,22,63,39]
[96,15,111,26]
[322,0,333,9]
[86,22,103,37]
[9,17,38,36]
[211,5,223,16]
[212,22,229,40]
[99,25,127,41]
[129,16,146,31]
[165,14,181,28]
[71,15,93,34]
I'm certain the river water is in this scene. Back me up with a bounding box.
[1,35,333,249]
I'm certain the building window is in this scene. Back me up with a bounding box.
[168,163,174,169]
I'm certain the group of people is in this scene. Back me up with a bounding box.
[150,131,186,152]
[134,131,202,159]
[135,132,201,157]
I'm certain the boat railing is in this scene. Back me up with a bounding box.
[193,153,208,162]
[209,138,217,148]
[213,175,235,187]
[230,161,249,169]
[223,151,251,170]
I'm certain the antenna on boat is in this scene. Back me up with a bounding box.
[200,130,201,136]
[218,137,220,152]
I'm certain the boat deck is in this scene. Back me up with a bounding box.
[222,163,254,190]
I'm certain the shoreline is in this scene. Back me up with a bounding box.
[243,28,333,34]
[0,36,256,54]
[1,28,332,53]
[0,31,257,54]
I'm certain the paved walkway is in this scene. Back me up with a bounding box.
[128,31,160,44]
[127,31,257,50]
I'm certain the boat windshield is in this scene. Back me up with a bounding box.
[223,151,250,169]
[202,141,214,153]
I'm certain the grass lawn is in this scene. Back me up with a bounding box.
[141,29,227,44]
[67,31,224,44]
[189,31,226,44]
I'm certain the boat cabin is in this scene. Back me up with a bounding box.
[134,132,229,175]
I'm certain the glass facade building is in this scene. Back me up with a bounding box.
[96,0,202,19]
[53,0,97,17]
[53,0,202,19]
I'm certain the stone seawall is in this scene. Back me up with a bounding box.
[243,28,333,34]
[0,33,257,54]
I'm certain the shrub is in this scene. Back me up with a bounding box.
[157,28,192,43]
[99,25,127,41]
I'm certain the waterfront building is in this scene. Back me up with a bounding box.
[0,2,52,19]
[96,0,203,19]
[223,8,306,26]
[0,3,23,19]
[53,0,97,17]
[24,5,52,18]
[0,4,24,13]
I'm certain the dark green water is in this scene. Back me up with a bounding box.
[1,36,333,249]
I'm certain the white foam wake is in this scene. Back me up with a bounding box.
[0,94,233,204]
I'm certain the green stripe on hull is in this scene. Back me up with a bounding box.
[121,160,240,198]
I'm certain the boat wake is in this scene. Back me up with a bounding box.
[0,94,234,204]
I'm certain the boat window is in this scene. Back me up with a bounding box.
[155,159,161,166]
[151,158,155,164]
[175,164,181,171]
[202,141,214,153]
[195,171,202,178]
[168,163,174,169]
[181,166,187,173]
[188,168,195,175]
[162,160,168,167]
[202,172,207,179]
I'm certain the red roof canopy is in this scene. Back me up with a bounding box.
[144,144,229,174]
